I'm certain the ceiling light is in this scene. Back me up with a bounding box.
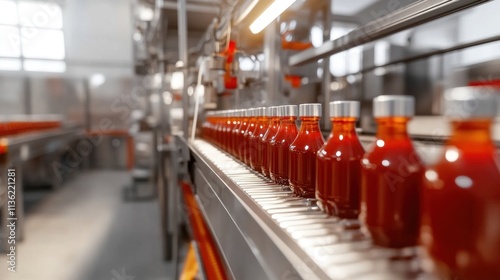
[249,0,297,34]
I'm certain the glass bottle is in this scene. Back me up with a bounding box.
[316,101,364,218]
[289,104,325,198]
[243,108,257,166]
[421,86,500,279]
[230,110,242,157]
[270,105,298,185]
[261,107,279,178]
[237,109,250,161]
[222,110,233,151]
[360,95,424,248]
[250,107,268,172]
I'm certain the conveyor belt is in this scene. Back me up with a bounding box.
[188,139,435,280]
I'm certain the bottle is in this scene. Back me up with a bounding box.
[316,101,364,218]
[237,109,250,161]
[360,95,424,248]
[261,106,280,178]
[222,110,233,151]
[289,104,325,198]
[270,105,298,185]
[243,108,257,166]
[250,107,268,173]
[421,86,500,279]
[230,110,242,157]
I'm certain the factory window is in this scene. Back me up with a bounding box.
[0,0,66,72]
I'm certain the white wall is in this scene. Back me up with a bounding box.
[63,0,134,77]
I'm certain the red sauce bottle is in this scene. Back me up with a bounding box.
[421,86,500,279]
[261,106,279,178]
[230,110,242,157]
[270,105,298,185]
[237,110,250,161]
[316,101,364,218]
[243,109,257,166]
[250,107,268,172]
[289,104,325,198]
[222,110,233,151]
[360,95,424,248]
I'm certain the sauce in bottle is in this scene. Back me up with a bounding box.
[243,108,257,166]
[270,105,298,185]
[421,86,500,279]
[237,110,250,161]
[261,107,280,178]
[289,104,325,198]
[360,95,424,248]
[250,107,268,173]
[316,101,364,218]
[230,110,242,157]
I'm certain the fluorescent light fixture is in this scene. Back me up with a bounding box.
[249,0,297,34]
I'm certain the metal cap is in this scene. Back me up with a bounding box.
[269,106,279,117]
[373,95,415,117]
[278,105,298,117]
[330,101,360,118]
[241,109,248,117]
[254,107,266,117]
[299,103,322,117]
[444,86,499,118]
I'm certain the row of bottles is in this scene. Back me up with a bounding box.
[201,86,500,279]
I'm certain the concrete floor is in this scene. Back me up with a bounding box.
[0,171,175,280]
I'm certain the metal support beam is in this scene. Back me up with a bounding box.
[163,1,219,14]
[289,0,490,66]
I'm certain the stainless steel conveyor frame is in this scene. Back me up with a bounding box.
[186,139,434,280]
[0,128,82,253]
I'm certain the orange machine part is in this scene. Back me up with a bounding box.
[282,40,313,51]
[180,243,199,280]
[469,80,500,87]
[223,40,238,89]
[285,75,302,88]
[180,181,227,280]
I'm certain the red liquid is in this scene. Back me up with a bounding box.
[230,116,242,156]
[270,116,298,185]
[261,116,280,177]
[316,118,364,218]
[222,116,232,151]
[237,116,249,161]
[250,116,269,172]
[360,117,424,248]
[289,117,325,198]
[421,120,500,279]
[243,116,256,166]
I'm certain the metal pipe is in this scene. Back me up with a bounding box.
[289,0,490,66]
[178,0,189,137]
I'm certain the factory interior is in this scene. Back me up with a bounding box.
[0,0,500,279]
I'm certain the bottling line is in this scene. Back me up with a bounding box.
[155,0,500,279]
[0,0,500,280]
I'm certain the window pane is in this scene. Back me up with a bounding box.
[0,58,21,71]
[18,1,63,29]
[0,0,18,25]
[0,25,21,57]
[24,59,66,72]
[21,28,65,59]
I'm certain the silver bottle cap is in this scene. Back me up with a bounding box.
[373,95,415,117]
[299,103,322,117]
[241,109,248,117]
[330,101,360,118]
[278,105,298,117]
[254,107,266,117]
[444,86,498,118]
[269,106,279,117]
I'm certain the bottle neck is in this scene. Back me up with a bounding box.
[299,117,321,133]
[375,117,410,140]
[279,116,297,127]
[448,119,494,147]
[331,117,357,135]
